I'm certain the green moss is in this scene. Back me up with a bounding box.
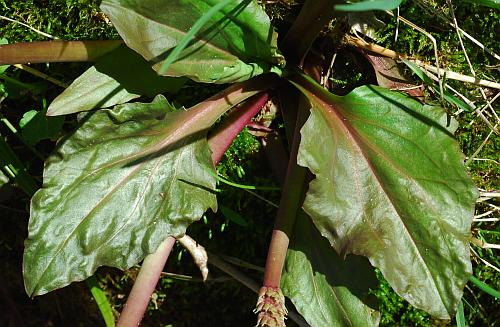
[0,0,118,41]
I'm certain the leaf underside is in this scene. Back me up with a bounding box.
[100,0,284,83]
[24,96,217,296]
[282,211,380,327]
[291,74,478,319]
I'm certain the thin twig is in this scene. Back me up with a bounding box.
[346,36,500,90]
[0,14,58,39]
[414,0,500,61]
[414,68,498,133]
[474,210,495,219]
[13,64,68,88]
[244,189,279,208]
[480,191,500,198]
[385,10,444,99]
[446,0,499,123]
[465,128,495,166]
[159,271,231,283]
[470,247,500,273]
[469,158,499,165]
[469,92,500,126]
[220,254,265,272]
[473,218,499,223]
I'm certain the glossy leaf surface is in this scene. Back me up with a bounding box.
[47,45,186,116]
[24,96,217,296]
[282,211,380,327]
[291,73,478,319]
[100,0,284,83]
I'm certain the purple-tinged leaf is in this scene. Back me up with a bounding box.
[290,72,478,319]
[282,211,380,327]
[23,74,275,296]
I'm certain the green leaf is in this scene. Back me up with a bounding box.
[335,0,403,12]
[462,0,500,9]
[24,95,218,296]
[282,211,380,327]
[47,45,187,116]
[290,73,478,319]
[220,205,248,227]
[19,109,64,145]
[100,0,284,83]
[0,169,8,187]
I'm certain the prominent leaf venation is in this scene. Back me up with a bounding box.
[289,73,477,318]
[23,96,223,296]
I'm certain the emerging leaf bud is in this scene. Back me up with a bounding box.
[255,286,287,327]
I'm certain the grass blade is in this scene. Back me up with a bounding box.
[86,276,115,327]
[469,275,500,298]
[158,0,235,75]
[0,135,38,196]
[455,300,466,327]
[335,0,403,12]
[462,0,500,9]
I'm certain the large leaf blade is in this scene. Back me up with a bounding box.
[24,96,218,296]
[290,73,478,318]
[100,0,284,83]
[282,211,380,327]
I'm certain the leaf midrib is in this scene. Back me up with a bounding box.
[309,93,445,310]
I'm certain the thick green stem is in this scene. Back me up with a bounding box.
[0,40,122,64]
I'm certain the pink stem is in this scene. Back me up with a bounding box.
[116,237,176,327]
[117,91,270,326]
[208,92,269,165]
[0,40,123,64]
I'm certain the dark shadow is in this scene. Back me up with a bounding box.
[122,130,208,168]
[178,178,219,195]
[48,110,96,162]
[287,211,379,312]
[93,45,185,97]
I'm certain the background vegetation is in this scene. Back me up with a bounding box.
[0,0,498,326]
